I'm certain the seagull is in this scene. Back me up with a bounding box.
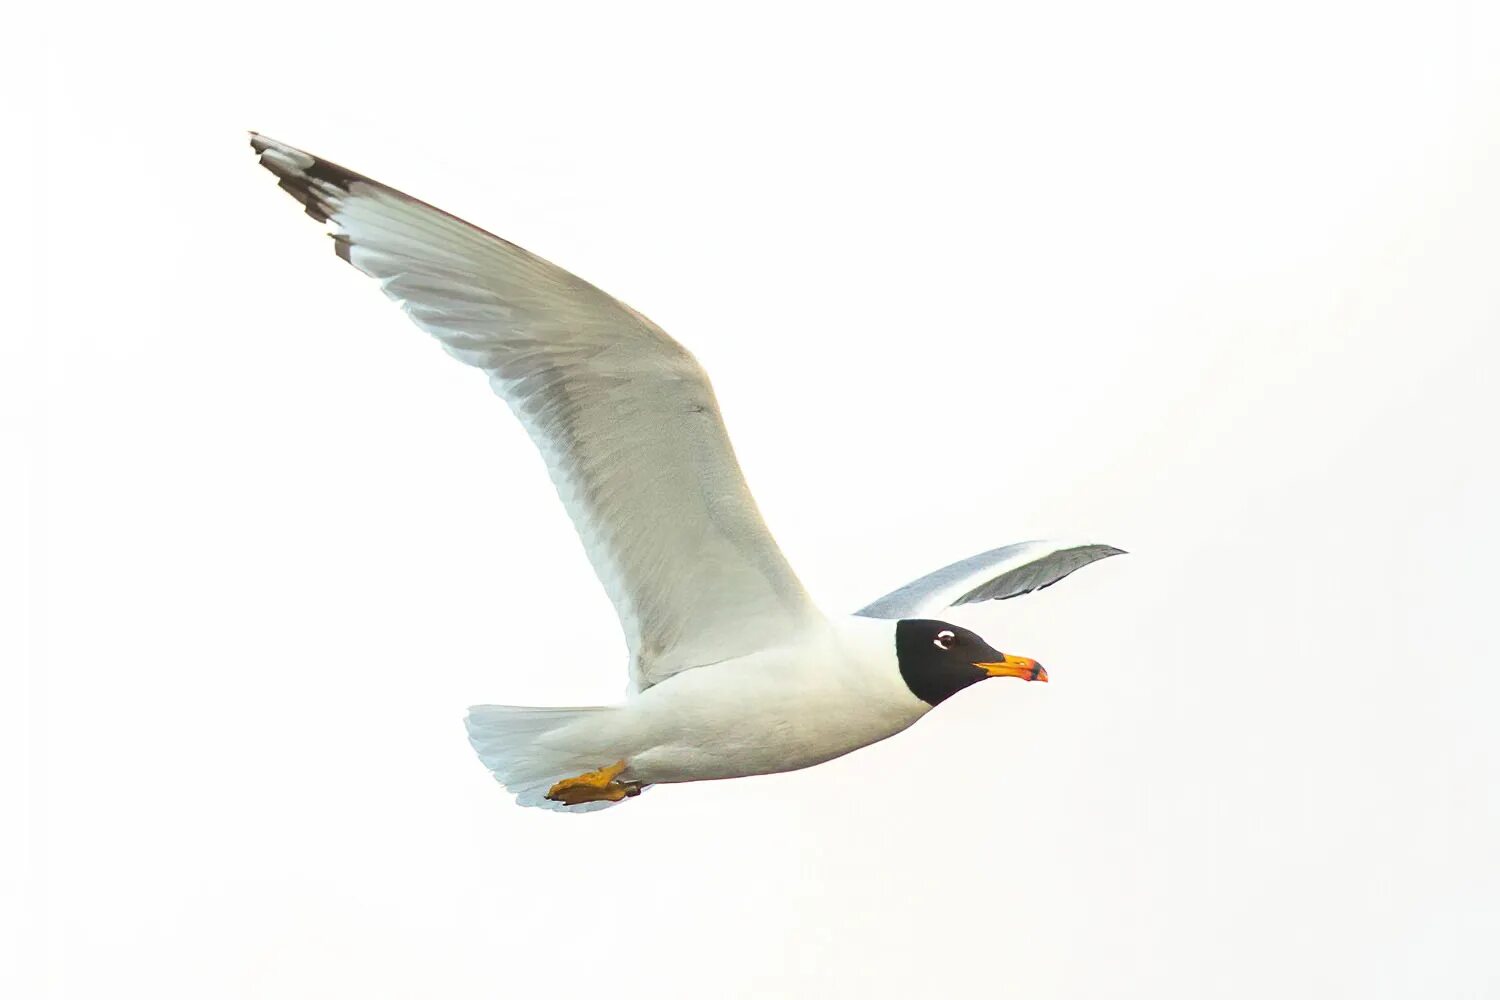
[250,134,1125,811]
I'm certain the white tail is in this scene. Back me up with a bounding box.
[464,705,628,812]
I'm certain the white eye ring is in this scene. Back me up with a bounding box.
[933,630,957,651]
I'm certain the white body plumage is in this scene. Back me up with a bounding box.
[468,617,927,808]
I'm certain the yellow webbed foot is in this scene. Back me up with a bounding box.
[545,760,640,806]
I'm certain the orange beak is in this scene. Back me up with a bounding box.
[973,653,1047,682]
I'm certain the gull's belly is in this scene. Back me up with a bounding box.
[620,656,927,785]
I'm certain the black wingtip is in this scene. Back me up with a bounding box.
[248,133,367,227]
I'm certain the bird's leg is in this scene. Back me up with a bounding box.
[545,760,640,806]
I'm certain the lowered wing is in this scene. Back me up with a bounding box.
[857,540,1125,619]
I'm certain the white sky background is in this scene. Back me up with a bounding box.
[10,2,1500,997]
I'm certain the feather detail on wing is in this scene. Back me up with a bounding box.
[856,540,1125,619]
[250,134,820,690]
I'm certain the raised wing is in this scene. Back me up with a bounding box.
[250,134,820,691]
[856,540,1125,619]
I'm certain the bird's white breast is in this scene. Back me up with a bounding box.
[610,616,931,785]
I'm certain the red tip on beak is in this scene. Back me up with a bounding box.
[974,654,1047,682]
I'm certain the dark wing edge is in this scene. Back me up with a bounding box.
[856,540,1126,619]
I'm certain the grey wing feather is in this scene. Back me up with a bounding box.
[857,540,1125,619]
[250,134,820,691]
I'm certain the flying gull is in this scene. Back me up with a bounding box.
[249,134,1124,811]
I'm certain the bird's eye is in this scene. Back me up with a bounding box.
[933,629,957,651]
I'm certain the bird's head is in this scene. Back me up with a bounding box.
[895,618,1046,707]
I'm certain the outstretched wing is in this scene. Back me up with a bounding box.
[856,540,1125,619]
[250,134,820,691]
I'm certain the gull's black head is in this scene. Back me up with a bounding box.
[895,619,1047,707]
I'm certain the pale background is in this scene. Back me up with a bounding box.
[10,2,1500,997]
